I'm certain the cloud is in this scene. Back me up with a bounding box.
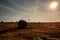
[0,0,60,22]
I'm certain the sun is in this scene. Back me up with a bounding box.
[50,2,58,9]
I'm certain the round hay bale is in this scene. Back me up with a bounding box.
[18,20,27,29]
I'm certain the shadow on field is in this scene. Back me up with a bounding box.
[0,20,27,34]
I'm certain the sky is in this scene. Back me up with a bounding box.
[0,0,60,22]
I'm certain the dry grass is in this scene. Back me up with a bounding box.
[0,22,60,40]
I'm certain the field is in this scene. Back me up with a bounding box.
[0,22,60,40]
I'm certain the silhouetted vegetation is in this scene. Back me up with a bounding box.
[0,20,27,35]
[0,21,4,23]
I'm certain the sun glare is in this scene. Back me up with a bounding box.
[50,2,58,9]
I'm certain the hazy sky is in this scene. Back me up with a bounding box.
[0,0,60,22]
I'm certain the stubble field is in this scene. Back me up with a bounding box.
[0,22,60,40]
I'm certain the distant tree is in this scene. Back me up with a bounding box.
[0,21,4,23]
[18,20,27,29]
[28,19,30,22]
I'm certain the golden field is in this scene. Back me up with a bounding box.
[0,22,60,40]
